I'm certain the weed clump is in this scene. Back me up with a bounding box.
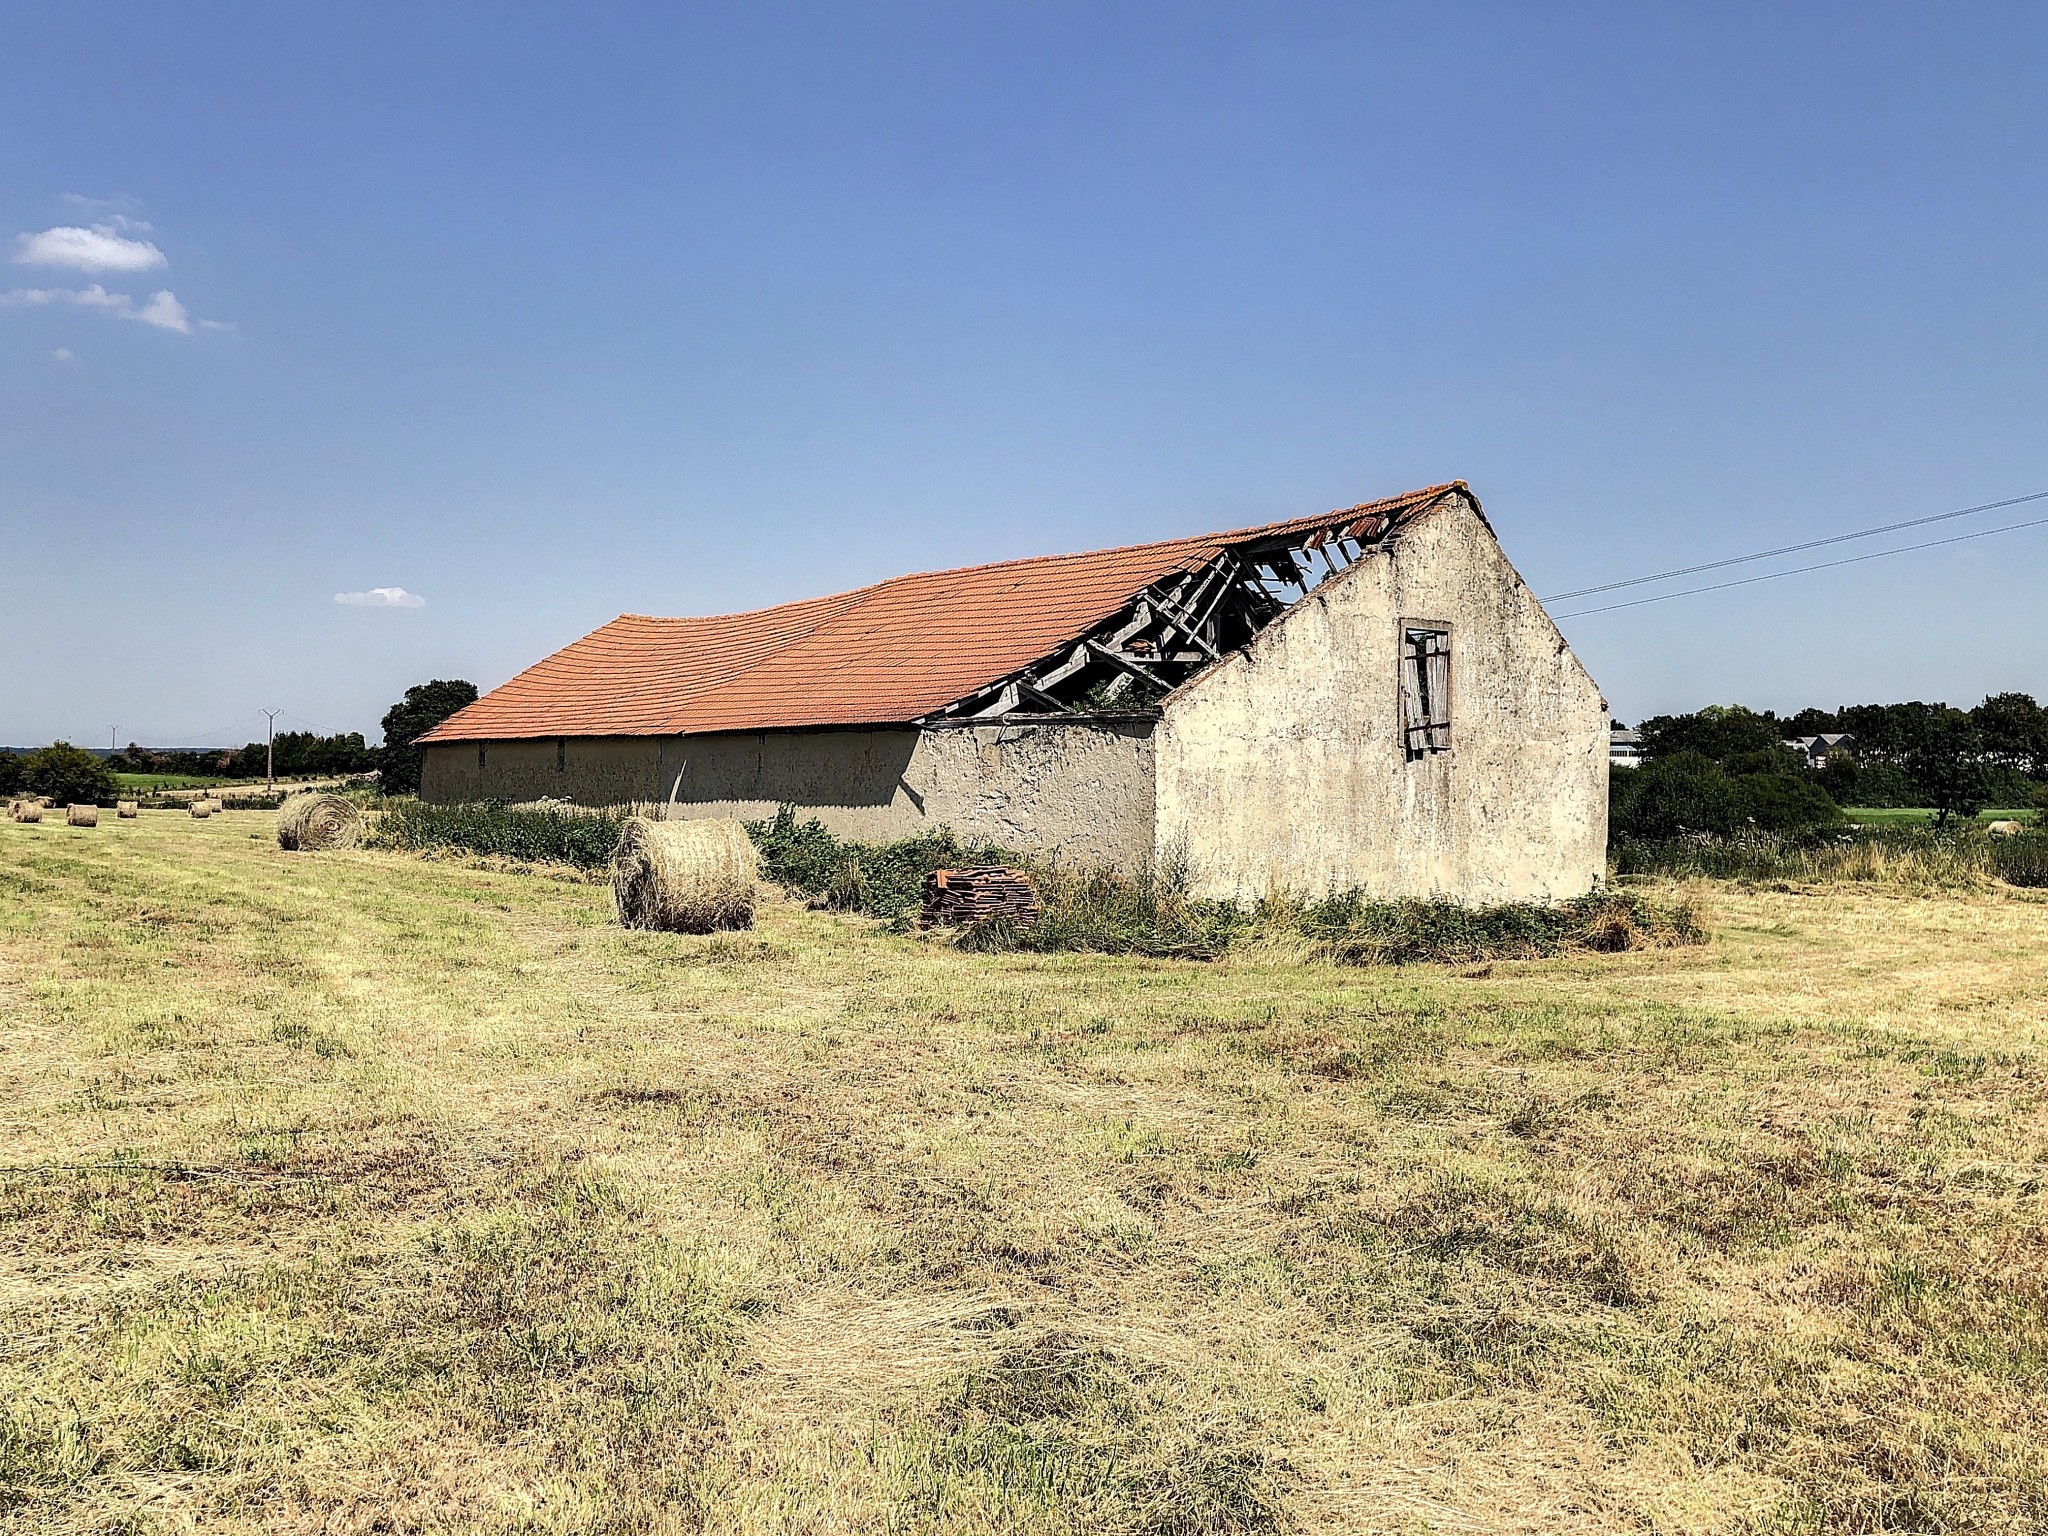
[367,799,631,868]
[1612,824,2048,889]
[747,806,1014,917]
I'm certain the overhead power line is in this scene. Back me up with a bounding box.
[1550,514,2048,619]
[1541,488,2048,604]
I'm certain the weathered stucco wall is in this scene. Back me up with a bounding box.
[423,720,1158,871]
[420,737,661,807]
[1155,492,1607,903]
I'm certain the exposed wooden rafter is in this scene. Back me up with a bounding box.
[921,504,1413,723]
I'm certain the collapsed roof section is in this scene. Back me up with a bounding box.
[419,482,1467,744]
[919,490,1463,722]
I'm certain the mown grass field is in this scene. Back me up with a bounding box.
[1842,807,2038,827]
[3,813,2045,1534]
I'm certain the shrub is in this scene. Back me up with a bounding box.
[21,742,116,806]
[1282,890,1704,964]
[1990,833,2048,889]
[960,871,1702,965]
[747,807,1014,917]
[1611,753,1841,839]
[963,864,1242,959]
[367,799,629,868]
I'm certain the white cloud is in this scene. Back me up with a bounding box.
[0,283,131,312]
[50,347,74,362]
[0,283,219,334]
[133,290,190,332]
[334,587,426,609]
[14,224,166,273]
[61,194,150,232]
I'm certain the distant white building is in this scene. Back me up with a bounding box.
[1610,727,1644,769]
[1783,733,1855,768]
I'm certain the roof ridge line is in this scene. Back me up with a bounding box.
[610,481,1463,627]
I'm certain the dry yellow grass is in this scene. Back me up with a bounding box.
[0,813,2044,1533]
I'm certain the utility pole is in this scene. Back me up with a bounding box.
[261,709,283,791]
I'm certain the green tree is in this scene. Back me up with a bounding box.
[1782,706,1841,737]
[1816,752,1861,805]
[1906,709,1989,826]
[1636,705,1785,765]
[22,742,117,806]
[1973,692,2047,780]
[378,680,478,795]
[0,751,22,795]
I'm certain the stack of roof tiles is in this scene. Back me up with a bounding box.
[418,483,1460,744]
[920,867,1041,929]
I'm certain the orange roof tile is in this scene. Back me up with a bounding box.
[420,483,1462,743]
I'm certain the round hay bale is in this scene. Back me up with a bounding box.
[276,792,365,851]
[611,816,758,933]
[67,804,99,827]
[1988,820,2025,838]
[117,801,139,818]
[190,801,214,820]
[10,800,42,823]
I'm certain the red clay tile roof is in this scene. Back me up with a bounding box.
[420,483,1463,743]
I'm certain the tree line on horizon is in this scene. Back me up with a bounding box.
[0,680,478,805]
[1614,692,2048,835]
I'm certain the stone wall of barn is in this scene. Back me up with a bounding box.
[421,718,1158,872]
[420,736,662,808]
[1154,491,1609,904]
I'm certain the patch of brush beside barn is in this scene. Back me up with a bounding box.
[360,797,1704,964]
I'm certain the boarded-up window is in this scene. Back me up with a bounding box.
[1400,626,1451,756]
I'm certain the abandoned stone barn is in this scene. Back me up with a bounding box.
[419,481,1608,902]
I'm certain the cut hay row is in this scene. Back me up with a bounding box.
[611,816,758,933]
[66,804,98,827]
[276,792,365,852]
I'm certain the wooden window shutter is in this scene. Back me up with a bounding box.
[1401,626,1452,757]
[1422,630,1451,750]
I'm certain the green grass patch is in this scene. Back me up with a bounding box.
[1844,807,2039,826]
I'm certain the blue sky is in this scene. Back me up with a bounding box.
[3,2,2044,746]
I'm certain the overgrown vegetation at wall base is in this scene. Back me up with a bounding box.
[374,803,1704,965]
[964,872,1703,963]
[1612,825,2048,888]
[368,798,630,869]
[747,805,1018,915]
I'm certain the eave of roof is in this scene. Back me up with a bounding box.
[419,482,1467,744]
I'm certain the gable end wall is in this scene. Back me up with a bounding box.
[1154,493,1608,903]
